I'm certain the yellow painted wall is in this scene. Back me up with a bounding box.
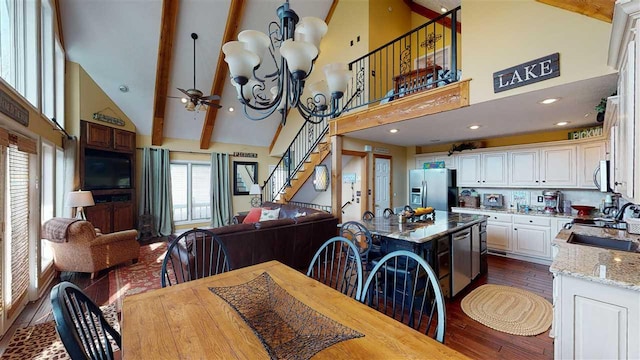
[416,126,596,154]
[136,135,278,229]
[462,0,615,105]
[343,136,407,210]
[272,0,370,157]
[65,62,81,137]
[0,80,62,146]
[410,12,462,70]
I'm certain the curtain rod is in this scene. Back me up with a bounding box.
[135,147,211,155]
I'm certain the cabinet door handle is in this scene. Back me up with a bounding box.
[542,180,546,183]
[529,220,533,223]
[494,216,498,219]
[535,180,539,183]
[514,228,518,231]
[477,180,481,183]
[482,180,486,183]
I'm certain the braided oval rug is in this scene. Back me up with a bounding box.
[461,284,553,336]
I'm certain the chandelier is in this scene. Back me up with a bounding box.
[222,0,357,126]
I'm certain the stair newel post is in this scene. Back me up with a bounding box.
[331,135,343,221]
[286,148,292,188]
[450,9,458,81]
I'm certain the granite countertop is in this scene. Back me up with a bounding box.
[550,225,640,291]
[357,210,487,244]
[451,206,594,220]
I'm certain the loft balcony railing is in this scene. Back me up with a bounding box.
[262,7,461,204]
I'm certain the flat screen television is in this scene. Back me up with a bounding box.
[84,150,132,190]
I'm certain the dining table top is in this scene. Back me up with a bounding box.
[121,260,469,359]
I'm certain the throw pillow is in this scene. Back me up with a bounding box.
[242,208,263,224]
[259,208,281,221]
[294,211,307,218]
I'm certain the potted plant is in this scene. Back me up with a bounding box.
[595,98,607,123]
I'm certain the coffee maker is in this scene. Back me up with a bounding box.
[543,190,562,214]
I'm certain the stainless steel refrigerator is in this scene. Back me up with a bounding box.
[409,169,457,211]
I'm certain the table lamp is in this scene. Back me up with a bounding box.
[249,184,262,207]
[66,190,95,220]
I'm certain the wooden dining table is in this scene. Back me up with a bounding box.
[121,260,469,359]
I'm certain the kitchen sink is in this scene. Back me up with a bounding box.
[567,233,638,252]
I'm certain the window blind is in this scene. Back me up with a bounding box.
[8,144,29,313]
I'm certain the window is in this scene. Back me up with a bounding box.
[40,0,54,119]
[0,0,16,87]
[55,147,64,216]
[54,40,64,125]
[41,141,55,269]
[170,162,211,223]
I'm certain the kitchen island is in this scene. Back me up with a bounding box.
[357,210,488,298]
[550,225,640,359]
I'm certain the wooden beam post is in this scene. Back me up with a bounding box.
[199,0,246,149]
[331,135,342,222]
[151,0,179,146]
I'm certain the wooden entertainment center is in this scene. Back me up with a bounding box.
[80,120,136,234]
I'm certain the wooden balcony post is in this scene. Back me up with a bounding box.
[331,135,343,221]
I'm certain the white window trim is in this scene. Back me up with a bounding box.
[171,160,211,225]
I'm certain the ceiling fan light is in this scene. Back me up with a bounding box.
[280,39,317,75]
[197,103,207,111]
[238,30,270,64]
[185,101,196,111]
[294,17,328,49]
[180,97,188,104]
[323,63,351,96]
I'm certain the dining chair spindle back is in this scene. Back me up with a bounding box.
[307,236,364,299]
[359,250,446,343]
[161,228,231,287]
[50,282,121,360]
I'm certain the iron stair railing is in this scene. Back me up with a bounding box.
[261,7,461,203]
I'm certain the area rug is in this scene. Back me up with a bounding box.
[109,241,167,311]
[460,284,553,336]
[1,304,119,360]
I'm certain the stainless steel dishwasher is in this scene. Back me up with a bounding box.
[451,228,472,297]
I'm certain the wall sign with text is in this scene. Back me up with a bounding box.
[493,53,560,93]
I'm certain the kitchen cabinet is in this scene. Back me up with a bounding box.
[508,146,576,187]
[554,274,640,359]
[457,152,507,187]
[83,121,135,153]
[576,141,606,189]
[512,215,550,259]
[486,221,511,252]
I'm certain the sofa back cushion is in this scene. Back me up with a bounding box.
[294,212,334,223]
[255,218,296,229]
[211,223,256,235]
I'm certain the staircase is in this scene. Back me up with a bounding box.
[262,117,332,205]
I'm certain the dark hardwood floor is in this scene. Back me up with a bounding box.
[0,254,553,359]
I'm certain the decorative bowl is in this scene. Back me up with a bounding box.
[571,205,596,216]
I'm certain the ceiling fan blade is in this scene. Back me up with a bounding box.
[202,101,222,109]
[177,88,191,97]
[168,95,183,99]
[200,94,221,101]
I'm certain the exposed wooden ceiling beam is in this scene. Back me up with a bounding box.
[535,0,614,23]
[405,0,462,33]
[151,0,179,146]
[199,0,246,150]
[53,0,65,51]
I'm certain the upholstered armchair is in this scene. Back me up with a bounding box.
[42,218,140,279]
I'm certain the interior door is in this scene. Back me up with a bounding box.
[374,156,391,218]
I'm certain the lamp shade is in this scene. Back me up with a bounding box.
[238,30,271,65]
[279,39,318,76]
[324,62,351,95]
[222,41,260,81]
[249,184,262,195]
[307,80,330,107]
[294,17,328,49]
[66,190,95,207]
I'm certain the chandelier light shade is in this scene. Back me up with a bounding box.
[313,165,329,192]
[222,0,360,126]
[66,190,95,220]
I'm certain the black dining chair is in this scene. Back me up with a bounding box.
[362,210,375,221]
[50,282,121,360]
[307,236,364,299]
[359,250,446,343]
[383,208,395,218]
[161,228,231,287]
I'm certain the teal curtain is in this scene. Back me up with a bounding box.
[139,148,174,236]
[211,152,233,227]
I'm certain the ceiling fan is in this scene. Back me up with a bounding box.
[172,33,221,111]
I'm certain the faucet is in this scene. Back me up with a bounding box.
[615,202,638,221]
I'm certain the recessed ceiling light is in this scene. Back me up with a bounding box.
[468,125,480,130]
[119,85,129,93]
[555,121,570,126]
[584,113,591,118]
[180,97,188,104]
[228,107,235,112]
[540,98,558,105]
[389,128,399,133]
[440,6,448,12]
[431,139,440,143]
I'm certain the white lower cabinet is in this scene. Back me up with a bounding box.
[554,274,640,359]
[512,224,550,259]
[486,221,511,251]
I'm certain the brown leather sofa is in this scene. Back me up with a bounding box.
[169,202,338,271]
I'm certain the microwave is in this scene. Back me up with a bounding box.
[594,160,612,193]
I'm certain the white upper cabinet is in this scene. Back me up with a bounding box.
[509,150,539,186]
[540,146,576,187]
[457,154,481,186]
[481,152,508,186]
[577,141,606,188]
